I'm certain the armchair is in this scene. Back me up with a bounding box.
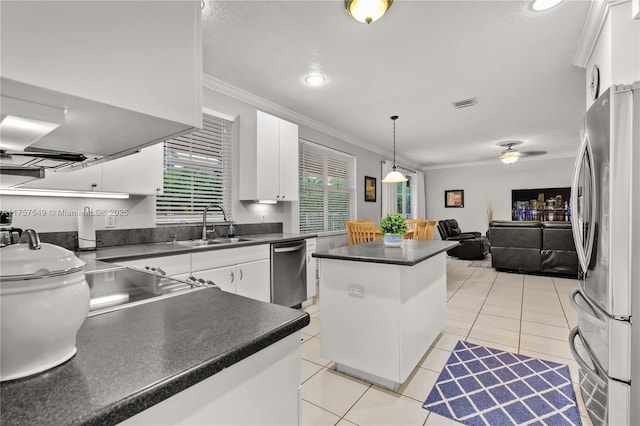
[437,219,490,260]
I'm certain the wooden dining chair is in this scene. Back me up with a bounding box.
[345,221,377,245]
[406,219,423,230]
[403,218,422,239]
[414,220,437,240]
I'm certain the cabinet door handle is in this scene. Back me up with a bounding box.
[239,268,243,280]
[230,271,235,283]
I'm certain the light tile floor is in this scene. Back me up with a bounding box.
[299,257,592,426]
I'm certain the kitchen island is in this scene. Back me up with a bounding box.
[0,287,309,425]
[313,239,458,390]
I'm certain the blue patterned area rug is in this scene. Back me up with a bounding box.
[423,341,582,426]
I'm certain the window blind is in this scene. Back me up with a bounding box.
[299,140,356,233]
[156,113,233,223]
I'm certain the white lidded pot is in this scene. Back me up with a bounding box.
[0,230,89,381]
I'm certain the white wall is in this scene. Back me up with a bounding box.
[0,195,154,233]
[202,87,408,232]
[424,157,575,236]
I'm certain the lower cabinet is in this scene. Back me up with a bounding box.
[191,260,270,303]
[192,265,237,293]
[119,332,301,426]
[191,245,271,303]
[236,259,270,302]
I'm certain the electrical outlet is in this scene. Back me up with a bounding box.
[261,215,267,222]
[105,214,116,228]
[348,284,364,298]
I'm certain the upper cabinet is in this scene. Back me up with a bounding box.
[0,1,202,163]
[239,111,299,201]
[23,143,164,195]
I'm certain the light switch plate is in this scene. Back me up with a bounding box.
[105,214,116,228]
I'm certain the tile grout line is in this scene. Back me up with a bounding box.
[335,383,372,426]
[460,266,499,341]
[517,274,525,354]
[551,276,573,329]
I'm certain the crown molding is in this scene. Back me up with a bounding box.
[421,152,577,171]
[573,0,630,68]
[202,73,419,167]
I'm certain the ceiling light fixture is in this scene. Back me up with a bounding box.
[382,116,407,183]
[344,0,393,24]
[532,0,563,11]
[304,74,326,86]
[498,141,523,165]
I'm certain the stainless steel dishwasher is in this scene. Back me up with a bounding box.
[271,240,307,308]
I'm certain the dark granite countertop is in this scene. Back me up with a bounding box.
[77,233,316,264]
[0,288,309,426]
[313,239,459,266]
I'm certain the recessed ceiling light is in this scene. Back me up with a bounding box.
[305,75,326,86]
[532,0,563,11]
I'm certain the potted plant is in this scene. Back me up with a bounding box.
[379,213,408,247]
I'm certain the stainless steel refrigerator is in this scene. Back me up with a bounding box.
[568,82,639,426]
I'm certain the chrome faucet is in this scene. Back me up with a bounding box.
[202,204,229,240]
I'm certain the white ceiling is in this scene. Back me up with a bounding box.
[202,0,591,169]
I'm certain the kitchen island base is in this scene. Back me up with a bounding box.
[318,245,449,391]
[120,332,301,425]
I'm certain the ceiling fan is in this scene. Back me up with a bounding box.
[497,141,546,165]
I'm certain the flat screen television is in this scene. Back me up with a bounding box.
[511,187,571,221]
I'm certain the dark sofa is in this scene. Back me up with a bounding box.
[488,220,578,277]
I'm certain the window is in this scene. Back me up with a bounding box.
[156,112,233,223]
[299,140,356,233]
[396,175,412,218]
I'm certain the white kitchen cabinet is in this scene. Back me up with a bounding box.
[235,259,271,303]
[22,164,103,192]
[306,238,317,300]
[189,265,237,294]
[120,332,301,426]
[101,143,164,195]
[23,143,164,194]
[191,245,271,303]
[190,260,270,302]
[239,111,299,201]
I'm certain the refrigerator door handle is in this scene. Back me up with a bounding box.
[569,288,607,330]
[570,131,597,273]
[569,326,608,387]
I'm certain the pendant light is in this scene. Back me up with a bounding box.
[382,116,407,183]
[344,0,393,24]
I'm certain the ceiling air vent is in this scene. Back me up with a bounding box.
[452,97,477,109]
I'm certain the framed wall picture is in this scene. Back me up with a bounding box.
[365,176,376,202]
[445,190,464,208]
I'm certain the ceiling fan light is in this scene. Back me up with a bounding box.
[345,0,392,24]
[382,169,408,183]
[499,151,521,165]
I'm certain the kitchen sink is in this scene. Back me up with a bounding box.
[177,238,254,247]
